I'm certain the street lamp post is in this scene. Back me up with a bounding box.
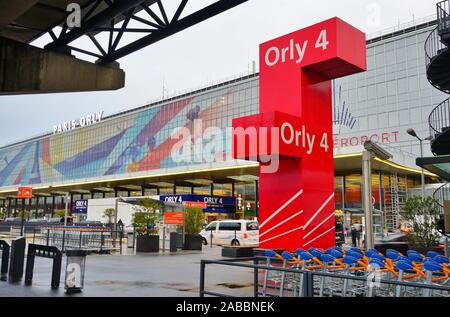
[406,128,432,198]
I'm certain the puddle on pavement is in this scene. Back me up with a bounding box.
[93,280,155,288]
[93,280,195,292]
[216,283,252,289]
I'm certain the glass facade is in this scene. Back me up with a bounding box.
[0,19,436,226]
[0,20,439,191]
[333,21,447,160]
[0,77,259,188]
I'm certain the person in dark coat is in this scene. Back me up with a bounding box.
[117,219,124,232]
[355,226,362,247]
[351,225,357,247]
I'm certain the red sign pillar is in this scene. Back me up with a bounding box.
[233,18,366,251]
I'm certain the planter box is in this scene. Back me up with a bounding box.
[222,247,255,258]
[136,235,159,253]
[409,246,444,256]
[375,242,409,255]
[183,234,203,251]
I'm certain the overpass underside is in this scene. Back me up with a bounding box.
[0,36,125,95]
[0,0,248,95]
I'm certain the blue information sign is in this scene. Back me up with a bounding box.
[73,199,88,214]
[159,195,236,214]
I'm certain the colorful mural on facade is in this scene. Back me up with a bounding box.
[0,80,259,188]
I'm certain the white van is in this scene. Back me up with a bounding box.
[200,220,259,247]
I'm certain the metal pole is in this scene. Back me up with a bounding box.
[64,193,69,227]
[162,225,166,253]
[255,180,259,219]
[113,198,119,246]
[199,260,205,297]
[27,198,31,221]
[51,196,55,218]
[34,197,37,219]
[7,198,11,218]
[253,257,259,297]
[362,151,374,249]
[20,199,25,236]
[420,139,426,198]
[114,198,119,232]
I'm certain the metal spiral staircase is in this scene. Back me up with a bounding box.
[426,0,450,156]
[434,183,450,213]
[426,3,450,250]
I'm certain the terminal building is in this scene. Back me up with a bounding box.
[0,17,445,232]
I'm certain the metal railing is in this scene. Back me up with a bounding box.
[199,257,450,298]
[429,97,450,136]
[438,0,450,34]
[425,26,449,90]
[32,227,123,254]
[426,0,450,155]
[425,1,450,91]
[434,183,450,213]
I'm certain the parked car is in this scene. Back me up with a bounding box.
[200,220,259,247]
[4,217,21,223]
[27,218,47,223]
[79,220,103,227]
[47,216,74,225]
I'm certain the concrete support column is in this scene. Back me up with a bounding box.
[51,196,56,218]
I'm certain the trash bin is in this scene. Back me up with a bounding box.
[65,250,87,294]
[169,232,178,252]
[127,232,135,249]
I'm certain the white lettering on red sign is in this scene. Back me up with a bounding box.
[280,121,329,155]
[264,30,328,67]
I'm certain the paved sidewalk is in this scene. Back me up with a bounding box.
[0,246,254,297]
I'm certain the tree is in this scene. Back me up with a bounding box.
[184,207,204,234]
[16,210,30,219]
[131,198,164,236]
[54,210,66,218]
[400,196,442,248]
[103,208,116,224]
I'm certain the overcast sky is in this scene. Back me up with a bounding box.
[0,0,438,146]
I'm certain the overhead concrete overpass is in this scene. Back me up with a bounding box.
[0,0,248,95]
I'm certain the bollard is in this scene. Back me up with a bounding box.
[210,229,213,249]
[25,244,62,289]
[0,240,10,281]
[119,231,123,255]
[65,250,87,294]
[8,237,26,283]
[127,232,135,249]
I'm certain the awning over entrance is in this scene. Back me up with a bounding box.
[342,208,383,215]
[0,152,435,197]
[335,153,437,178]
[417,155,450,181]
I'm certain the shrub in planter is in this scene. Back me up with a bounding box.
[132,198,163,253]
[183,207,204,251]
[136,231,160,253]
[401,196,442,252]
